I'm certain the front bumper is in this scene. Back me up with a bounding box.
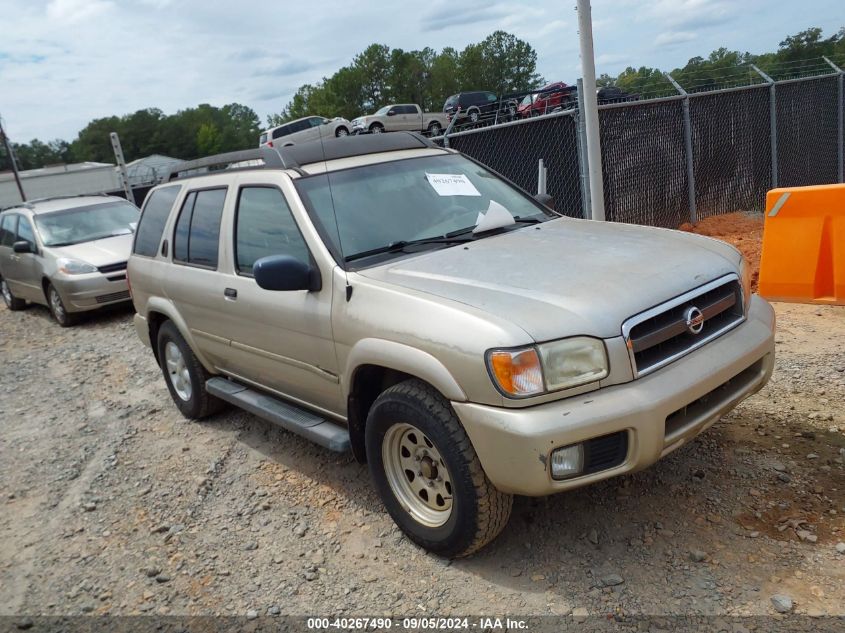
[453,295,776,496]
[52,273,131,313]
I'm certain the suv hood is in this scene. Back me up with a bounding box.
[357,219,741,341]
[47,234,133,268]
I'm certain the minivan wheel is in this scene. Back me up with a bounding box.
[47,283,76,326]
[365,379,513,558]
[369,123,384,134]
[468,110,480,123]
[1,278,26,311]
[156,321,223,419]
[335,126,349,137]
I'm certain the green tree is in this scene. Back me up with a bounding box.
[196,123,223,156]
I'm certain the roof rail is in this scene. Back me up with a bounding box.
[163,132,442,183]
[0,192,114,212]
[164,146,292,182]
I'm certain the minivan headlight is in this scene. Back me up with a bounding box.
[57,258,97,275]
[487,337,609,398]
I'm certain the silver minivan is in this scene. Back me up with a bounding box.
[0,195,139,326]
[259,116,351,148]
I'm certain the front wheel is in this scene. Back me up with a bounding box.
[365,379,512,558]
[156,321,223,419]
[47,283,76,326]
[335,126,349,137]
[1,277,26,311]
[369,123,384,134]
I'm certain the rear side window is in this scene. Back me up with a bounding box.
[173,188,226,268]
[272,126,288,139]
[486,93,497,102]
[134,186,180,257]
[288,120,309,134]
[235,187,309,275]
[0,214,17,247]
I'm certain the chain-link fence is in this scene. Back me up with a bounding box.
[437,111,584,217]
[436,58,845,228]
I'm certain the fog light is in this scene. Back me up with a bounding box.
[550,444,584,480]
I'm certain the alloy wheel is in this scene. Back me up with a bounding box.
[165,341,193,402]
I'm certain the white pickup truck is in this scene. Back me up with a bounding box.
[351,104,449,136]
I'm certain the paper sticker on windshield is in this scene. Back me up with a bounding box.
[425,173,481,197]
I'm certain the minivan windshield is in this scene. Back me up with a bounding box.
[295,153,554,264]
[35,201,140,247]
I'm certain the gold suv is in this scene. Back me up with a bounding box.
[128,134,775,557]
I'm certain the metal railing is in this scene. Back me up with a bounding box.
[434,57,845,229]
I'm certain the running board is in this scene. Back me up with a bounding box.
[206,377,350,452]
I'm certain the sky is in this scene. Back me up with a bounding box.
[0,0,842,143]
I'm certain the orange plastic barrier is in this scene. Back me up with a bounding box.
[758,183,845,305]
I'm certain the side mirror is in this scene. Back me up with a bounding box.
[534,193,556,211]
[253,255,321,292]
[387,110,396,116]
[13,241,33,254]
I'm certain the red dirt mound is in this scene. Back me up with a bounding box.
[679,212,763,292]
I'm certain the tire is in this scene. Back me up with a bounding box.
[427,121,443,136]
[335,126,349,138]
[369,123,384,134]
[365,379,512,558]
[1,277,26,311]
[156,320,223,419]
[46,283,77,326]
[468,110,479,124]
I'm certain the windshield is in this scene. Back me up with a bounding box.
[520,94,535,106]
[35,201,140,247]
[374,106,391,115]
[295,153,553,263]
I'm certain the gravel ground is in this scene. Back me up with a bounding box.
[1,299,844,621]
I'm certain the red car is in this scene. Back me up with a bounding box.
[517,82,577,118]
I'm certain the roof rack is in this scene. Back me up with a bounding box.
[164,146,291,182]
[164,132,441,183]
[0,192,113,212]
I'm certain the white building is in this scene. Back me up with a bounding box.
[0,162,120,209]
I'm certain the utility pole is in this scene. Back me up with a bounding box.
[576,0,605,221]
[0,115,27,202]
[110,132,134,203]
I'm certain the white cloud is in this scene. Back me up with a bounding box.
[655,31,698,47]
[46,0,113,23]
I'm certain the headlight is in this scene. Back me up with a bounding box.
[487,337,609,398]
[537,337,609,390]
[57,258,97,275]
[739,256,752,310]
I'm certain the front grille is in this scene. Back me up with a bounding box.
[583,432,629,475]
[97,261,127,274]
[95,290,130,304]
[623,275,744,377]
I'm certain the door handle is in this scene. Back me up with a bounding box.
[224,288,237,299]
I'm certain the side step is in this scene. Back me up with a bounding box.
[206,377,350,452]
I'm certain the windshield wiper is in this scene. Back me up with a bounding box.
[344,235,473,262]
